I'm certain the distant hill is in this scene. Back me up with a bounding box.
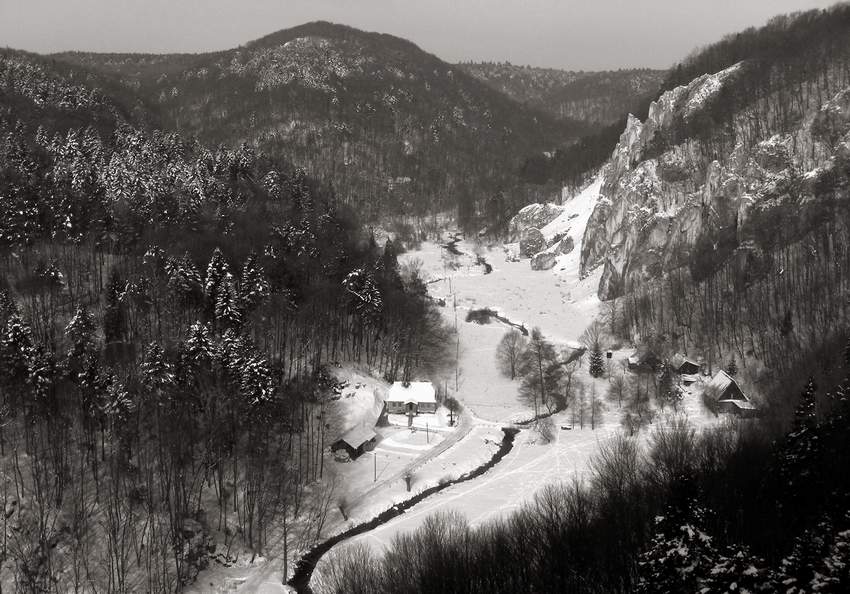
[457,63,665,126]
[55,22,592,226]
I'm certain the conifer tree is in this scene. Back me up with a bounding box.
[240,253,270,313]
[215,273,242,329]
[726,357,738,377]
[204,248,230,322]
[589,346,605,378]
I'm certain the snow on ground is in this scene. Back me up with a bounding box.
[212,174,727,591]
[344,412,619,554]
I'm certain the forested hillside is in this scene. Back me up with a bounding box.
[458,63,664,126]
[54,22,592,230]
[0,48,451,590]
[579,4,850,392]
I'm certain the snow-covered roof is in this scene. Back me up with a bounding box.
[707,370,748,401]
[729,400,757,410]
[670,353,699,370]
[387,381,436,404]
[337,425,377,449]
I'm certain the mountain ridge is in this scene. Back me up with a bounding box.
[52,21,593,227]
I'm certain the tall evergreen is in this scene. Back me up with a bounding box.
[589,346,605,378]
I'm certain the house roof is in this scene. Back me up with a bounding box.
[729,400,757,410]
[337,425,377,450]
[707,370,748,401]
[387,381,436,404]
[671,353,699,370]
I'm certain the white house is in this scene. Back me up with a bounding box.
[386,381,437,415]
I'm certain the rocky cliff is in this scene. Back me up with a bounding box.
[579,62,850,300]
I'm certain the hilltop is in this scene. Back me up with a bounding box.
[54,22,593,227]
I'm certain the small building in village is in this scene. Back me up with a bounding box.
[671,353,701,375]
[670,353,701,384]
[330,425,377,460]
[386,381,438,415]
[704,370,758,418]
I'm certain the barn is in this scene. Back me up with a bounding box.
[330,425,377,460]
[704,370,758,417]
[386,381,438,415]
[670,353,701,376]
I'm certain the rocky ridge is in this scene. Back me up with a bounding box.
[577,63,850,299]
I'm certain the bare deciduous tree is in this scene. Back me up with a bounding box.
[496,329,527,379]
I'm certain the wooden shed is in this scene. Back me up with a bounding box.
[671,353,701,376]
[331,425,377,460]
[704,370,758,417]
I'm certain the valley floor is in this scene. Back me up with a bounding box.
[201,177,721,592]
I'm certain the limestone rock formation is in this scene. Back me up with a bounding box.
[579,62,844,300]
[509,204,564,241]
[519,228,546,257]
[530,251,557,271]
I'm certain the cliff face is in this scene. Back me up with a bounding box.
[579,63,850,300]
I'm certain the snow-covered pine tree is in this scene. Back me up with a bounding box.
[185,321,215,368]
[726,357,738,377]
[239,352,274,406]
[215,272,242,329]
[141,342,174,401]
[636,482,718,593]
[166,253,203,306]
[65,304,96,372]
[589,346,604,378]
[0,314,36,395]
[343,268,383,325]
[28,346,57,413]
[240,253,270,313]
[204,247,230,320]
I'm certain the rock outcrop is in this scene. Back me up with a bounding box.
[556,235,575,255]
[519,228,546,257]
[530,251,557,271]
[579,62,845,300]
[509,204,564,241]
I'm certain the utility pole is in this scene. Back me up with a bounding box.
[426,422,429,444]
[373,452,377,482]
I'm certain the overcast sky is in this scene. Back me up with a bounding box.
[0,0,840,70]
